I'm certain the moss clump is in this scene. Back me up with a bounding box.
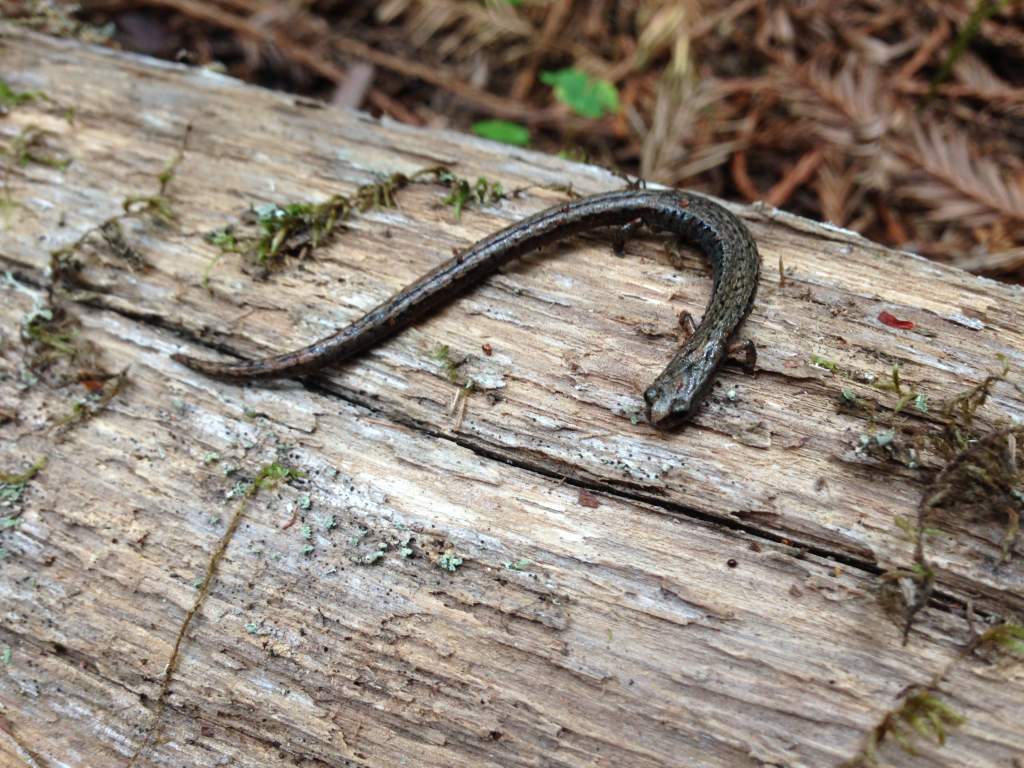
[57,369,128,431]
[841,359,1022,639]
[7,126,71,170]
[846,688,965,767]
[0,80,44,113]
[0,457,47,510]
[437,170,505,220]
[202,166,506,281]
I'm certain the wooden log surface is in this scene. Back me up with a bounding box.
[1,26,1022,768]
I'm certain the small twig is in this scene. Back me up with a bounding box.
[766,147,825,208]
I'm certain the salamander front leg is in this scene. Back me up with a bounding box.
[677,310,757,372]
[677,310,697,339]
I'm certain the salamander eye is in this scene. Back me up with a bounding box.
[671,405,691,423]
[643,386,660,405]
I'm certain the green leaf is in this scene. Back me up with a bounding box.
[472,119,530,147]
[540,68,620,119]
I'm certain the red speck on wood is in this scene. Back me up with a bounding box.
[878,310,914,330]
[578,489,600,508]
[482,343,493,356]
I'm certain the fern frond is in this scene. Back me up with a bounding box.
[894,121,1024,224]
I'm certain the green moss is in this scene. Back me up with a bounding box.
[0,458,46,558]
[206,227,239,251]
[8,126,71,170]
[847,688,965,767]
[429,342,477,395]
[0,80,43,112]
[430,343,459,383]
[122,192,175,223]
[0,454,46,495]
[122,144,184,224]
[252,461,306,493]
[56,370,128,431]
[437,171,505,220]
[202,168,435,279]
[22,306,77,364]
[841,358,1023,638]
[810,354,838,373]
[976,622,1024,656]
[100,220,146,270]
[48,139,190,303]
[201,165,507,285]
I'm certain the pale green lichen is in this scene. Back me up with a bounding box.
[436,550,463,572]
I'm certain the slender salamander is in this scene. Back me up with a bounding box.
[172,188,760,429]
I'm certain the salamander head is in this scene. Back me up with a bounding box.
[643,381,697,430]
[643,346,720,430]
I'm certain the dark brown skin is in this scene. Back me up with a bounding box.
[172,189,760,429]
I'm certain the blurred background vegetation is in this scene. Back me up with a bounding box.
[5,0,1023,278]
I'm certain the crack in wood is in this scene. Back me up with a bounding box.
[7,258,1008,632]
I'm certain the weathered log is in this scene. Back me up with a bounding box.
[0,26,1022,768]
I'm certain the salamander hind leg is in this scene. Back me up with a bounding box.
[726,339,757,373]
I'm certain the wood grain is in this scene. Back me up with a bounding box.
[0,26,1022,768]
